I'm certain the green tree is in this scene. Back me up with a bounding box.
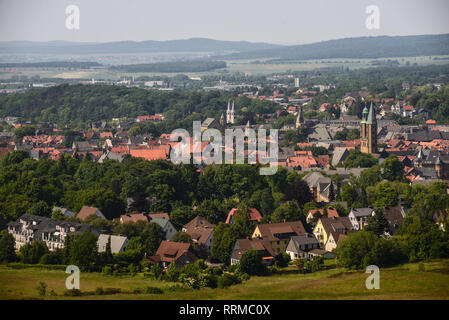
[271,200,302,223]
[381,155,405,182]
[171,232,192,244]
[19,241,49,264]
[365,209,390,236]
[69,232,98,271]
[0,231,16,263]
[239,249,267,275]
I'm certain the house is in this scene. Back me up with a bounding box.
[129,149,167,161]
[182,216,215,232]
[285,234,320,260]
[150,218,177,240]
[225,208,262,224]
[313,216,353,247]
[119,213,149,223]
[182,216,215,253]
[97,234,128,254]
[348,207,375,230]
[382,206,405,235]
[148,240,197,268]
[149,212,170,220]
[7,214,97,251]
[331,147,349,166]
[97,150,124,163]
[325,232,348,252]
[303,171,332,203]
[77,206,106,221]
[230,238,275,265]
[252,221,307,255]
[52,206,75,218]
[201,118,223,133]
[306,208,339,224]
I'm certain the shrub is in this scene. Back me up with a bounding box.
[211,267,223,276]
[63,289,82,296]
[36,282,47,296]
[144,286,163,294]
[102,265,113,275]
[217,273,241,289]
[94,287,104,295]
[103,288,122,295]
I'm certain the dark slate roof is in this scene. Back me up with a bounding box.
[9,214,97,241]
[406,130,449,142]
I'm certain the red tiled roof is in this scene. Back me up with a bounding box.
[77,206,101,221]
[120,213,149,223]
[130,149,167,161]
[226,208,262,224]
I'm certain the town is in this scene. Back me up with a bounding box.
[1,1,449,302]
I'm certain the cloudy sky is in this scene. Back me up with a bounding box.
[1,0,449,44]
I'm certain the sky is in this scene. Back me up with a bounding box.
[0,0,449,45]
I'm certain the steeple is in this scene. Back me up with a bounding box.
[366,102,376,125]
[296,107,304,129]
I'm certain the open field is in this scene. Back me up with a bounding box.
[1,55,449,80]
[1,260,449,300]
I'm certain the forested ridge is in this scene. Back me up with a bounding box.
[0,84,276,128]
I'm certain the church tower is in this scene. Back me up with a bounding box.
[296,106,304,129]
[360,102,377,154]
[226,100,235,124]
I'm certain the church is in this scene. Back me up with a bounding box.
[360,102,377,154]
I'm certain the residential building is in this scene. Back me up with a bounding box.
[7,214,97,251]
[230,238,275,265]
[285,234,320,260]
[97,234,128,254]
[348,207,375,230]
[225,208,262,224]
[148,240,197,268]
[252,221,307,255]
[77,206,106,221]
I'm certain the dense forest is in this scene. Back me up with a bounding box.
[109,60,226,73]
[221,34,449,60]
[0,84,276,128]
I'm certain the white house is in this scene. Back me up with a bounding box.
[348,208,375,230]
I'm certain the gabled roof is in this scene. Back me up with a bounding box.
[154,241,192,263]
[382,206,404,227]
[232,238,275,261]
[183,216,215,230]
[77,206,104,221]
[130,148,167,161]
[350,207,375,218]
[97,234,128,253]
[120,213,149,223]
[226,208,262,224]
[255,221,307,241]
[149,212,170,220]
[319,217,353,235]
[286,234,319,253]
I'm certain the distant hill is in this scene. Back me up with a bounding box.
[0,38,282,55]
[217,34,449,60]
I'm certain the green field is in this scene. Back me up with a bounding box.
[2,55,449,80]
[1,260,449,300]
